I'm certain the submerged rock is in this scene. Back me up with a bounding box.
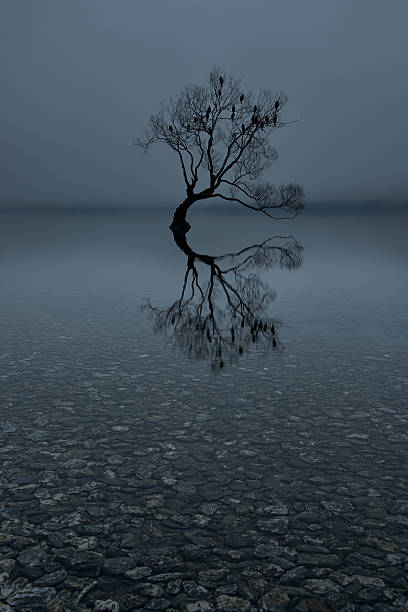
[215,595,251,611]
[7,586,56,606]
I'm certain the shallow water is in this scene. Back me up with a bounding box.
[1,206,407,610]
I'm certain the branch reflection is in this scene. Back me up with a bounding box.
[142,225,303,371]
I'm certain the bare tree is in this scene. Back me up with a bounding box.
[141,223,303,371]
[137,68,304,230]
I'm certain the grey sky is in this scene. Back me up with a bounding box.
[1,0,407,207]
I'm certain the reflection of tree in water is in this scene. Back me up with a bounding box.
[142,226,303,371]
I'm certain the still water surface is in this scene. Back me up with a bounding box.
[0,207,407,610]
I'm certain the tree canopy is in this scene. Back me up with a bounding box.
[138,68,304,222]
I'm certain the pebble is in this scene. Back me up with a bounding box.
[1,313,407,611]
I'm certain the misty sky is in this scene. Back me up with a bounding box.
[1,0,407,208]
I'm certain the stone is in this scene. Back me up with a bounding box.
[254,543,283,558]
[94,600,120,612]
[198,569,229,588]
[346,552,384,569]
[17,546,48,579]
[280,566,310,585]
[328,571,353,587]
[145,598,172,610]
[256,517,289,534]
[183,581,210,597]
[102,556,137,575]
[260,588,290,611]
[182,603,215,612]
[355,587,387,603]
[0,560,15,573]
[260,504,289,515]
[352,575,385,588]
[118,593,147,611]
[150,572,184,583]
[145,495,164,508]
[215,595,250,611]
[263,564,285,577]
[201,503,220,516]
[33,569,67,586]
[320,501,354,514]
[167,578,182,595]
[192,514,212,527]
[125,566,153,580]
[292,599,331,611]
[304,579,340,595]
[137,583,165,597]
[7,586,56,606]
[216,585,238,596]
[47,597,67,612]
[363,538,396,552]
[97,575,124,592]
[297,554,341,568]
[385,553,408,565]
[0,535,15,547]
[55,548,104,577]
[0,573,13,601]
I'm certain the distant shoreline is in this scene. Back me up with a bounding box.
[0,200,407,214]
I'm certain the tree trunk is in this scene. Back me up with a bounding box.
[169,197,196,232]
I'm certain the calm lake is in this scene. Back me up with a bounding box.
[0,206,407,610]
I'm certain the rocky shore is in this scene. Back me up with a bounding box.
[1,354,407,611]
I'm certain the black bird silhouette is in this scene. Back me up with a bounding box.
[169,125,173,133]
[265,115,269,124]
[274,100,280,110]
[253,105,257,113]
[232,105,235,113]
[241,124,246,133]
[219,76,224,86]
[240,93,244,102]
